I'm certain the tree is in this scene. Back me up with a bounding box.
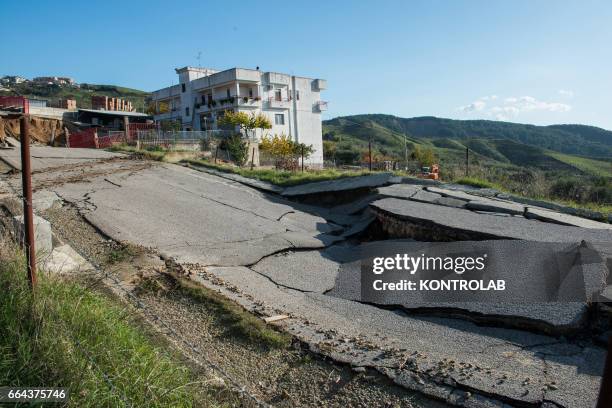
[223,133,249,166]
[260,134,314,170]
[217,110,271,139]
[411,145,436,167]
[323,140,336,161]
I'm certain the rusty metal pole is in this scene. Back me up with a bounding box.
[19,115,37,288]
[368,138,372,172]
[597,336,612,408]
[250,146,255,171]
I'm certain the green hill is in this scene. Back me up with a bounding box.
[323,114,612,211]
[0,82,150,112]
[324,114,612,159]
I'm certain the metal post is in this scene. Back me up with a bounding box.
[368,138,372,172]
[214,145,219,164]
[597,337,612,408]
[404,134,408,171]
[465,146,469,177]
[19,115,37,288]
[250,146,255,170]
[301,145,304,173]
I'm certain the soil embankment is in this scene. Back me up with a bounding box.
[0,116,78,145]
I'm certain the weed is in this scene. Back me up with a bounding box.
[0,241,217,407]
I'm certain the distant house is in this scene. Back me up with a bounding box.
[1,75,27,85]
[33,76,75,86]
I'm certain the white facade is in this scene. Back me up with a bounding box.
[151,66,327,165]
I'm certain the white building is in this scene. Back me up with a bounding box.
[151,66,327,165]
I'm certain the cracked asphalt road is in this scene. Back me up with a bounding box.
[1,152,607,407]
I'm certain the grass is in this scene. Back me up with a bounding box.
[453,177,499,189]
[184,158,372,187]
[106,243,140,264]
[138,274,291,350]
[547,152,612,178]
[0,243,219,407]
[454,175,612,218]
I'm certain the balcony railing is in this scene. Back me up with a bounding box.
[267,96,292,109]
[195,96,262,111]
[315,101,328,111]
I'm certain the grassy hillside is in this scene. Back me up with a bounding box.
[546,152,612,178]
[323,114,612,212]
[324,115,612,158]
[0,82,150,112]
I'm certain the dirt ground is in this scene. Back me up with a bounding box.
[0,116,79,145]
[37,203,449,408]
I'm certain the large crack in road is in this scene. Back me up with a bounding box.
[3,154,607,408]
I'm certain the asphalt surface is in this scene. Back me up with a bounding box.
[0,145,123,172]
[0,148,607,408]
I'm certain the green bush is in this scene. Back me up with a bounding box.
[225,134,249,166]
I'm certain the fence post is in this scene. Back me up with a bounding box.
[19,115,37,288]
[465,146,469,177]
[214,145,219,164]
[301,145,304,172]
[368,138,372,172]
[598,337,612,407]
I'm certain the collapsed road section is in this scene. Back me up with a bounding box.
[0,148,609,407]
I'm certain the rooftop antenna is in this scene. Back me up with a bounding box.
[196,51,202,69]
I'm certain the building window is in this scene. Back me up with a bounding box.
[226,88,231,98]
[296,90,300,100]
[274,89,282,101]
[249,89,253,98]
[201,95,205,104]
[181,83,186,93]
[275,113,284,125]
[185,107,190,116]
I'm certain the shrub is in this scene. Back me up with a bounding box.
[260,134,313,170]
[225,133,248,166]
[411,145,436,167]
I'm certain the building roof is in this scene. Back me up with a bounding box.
[78,108,150,118]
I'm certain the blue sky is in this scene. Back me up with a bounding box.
[1,1,611,129]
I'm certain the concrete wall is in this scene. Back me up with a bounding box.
[29,106,77,120]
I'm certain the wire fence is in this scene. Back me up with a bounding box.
[136,129,235,152]
[1,185,269,407]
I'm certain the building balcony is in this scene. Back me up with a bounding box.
[235,96,261,108]
[154,110,181,121]
[313,79,327,91]
[196,96,262,113]
[267,96,292,109]
[315,101,328,112]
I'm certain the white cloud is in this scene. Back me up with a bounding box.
[479,95,498,101]
[458,99,486,112]
[558,89,574,98]
[458,94,571,120]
